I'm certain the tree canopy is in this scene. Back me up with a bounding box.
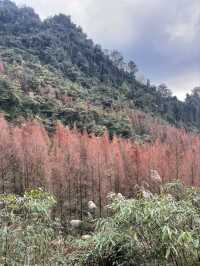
[0,0,200,136]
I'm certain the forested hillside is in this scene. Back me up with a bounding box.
[0,0,200,137]
[1,1,200,265]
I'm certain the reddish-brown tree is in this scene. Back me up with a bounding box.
[1,115,200,220]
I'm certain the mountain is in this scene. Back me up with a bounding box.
[1,2,200,264]
[0,0,200,138]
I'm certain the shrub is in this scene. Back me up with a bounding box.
[0,188,67,265]
[70,181,200,266]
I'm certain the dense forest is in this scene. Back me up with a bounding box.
[1,115,200,218]
[1,1,200,265]
[0,0,200,138]
[1,115,200,265]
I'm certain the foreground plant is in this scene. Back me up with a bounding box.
[0,188,67,265]
[69,181,200,266]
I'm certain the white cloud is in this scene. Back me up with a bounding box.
[166,0,200,44]
[14,0,200,49]
[13,0,175,46]
[166,71,200,100]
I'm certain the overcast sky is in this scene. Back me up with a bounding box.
[14,0,200,100]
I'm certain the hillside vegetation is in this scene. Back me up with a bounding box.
[0,0,200,138]
[1,1,200,265]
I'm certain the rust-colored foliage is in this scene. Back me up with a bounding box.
[1,115,200,220]
[0,62,4,73]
